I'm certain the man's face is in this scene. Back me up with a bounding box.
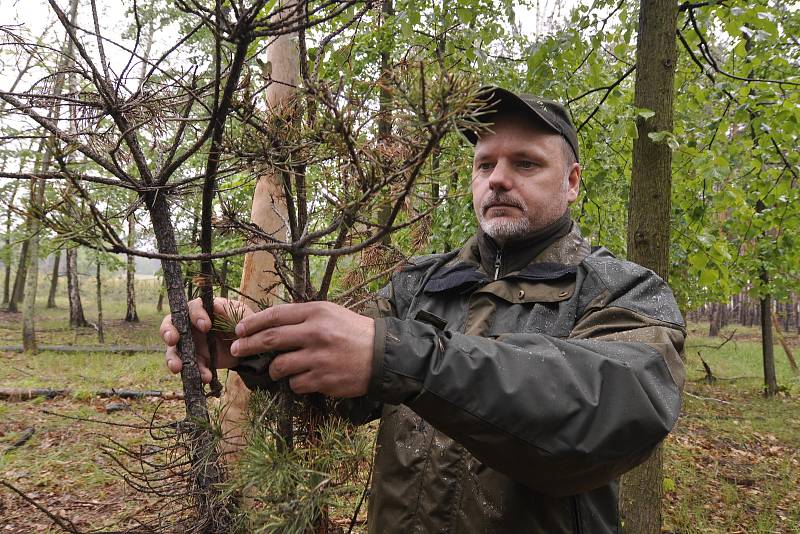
[471,113,581,244]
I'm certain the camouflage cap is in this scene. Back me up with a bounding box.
[461,86,579,162]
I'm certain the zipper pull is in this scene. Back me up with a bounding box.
[494,250,502,280]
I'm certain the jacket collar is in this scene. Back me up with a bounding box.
[475,211,572,277]
[424,216,592,294]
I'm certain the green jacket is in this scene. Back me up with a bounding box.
[237,221,686,533]
[360,222,684,533]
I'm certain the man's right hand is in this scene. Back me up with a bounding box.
[160,297,251,384]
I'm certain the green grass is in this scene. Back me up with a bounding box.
[662,325,800,534]
[0,283,184,532]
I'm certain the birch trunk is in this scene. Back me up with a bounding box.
[124,214,139,322]
[3,181,19,305]
[22,177,45,352]
[219,0,297,457]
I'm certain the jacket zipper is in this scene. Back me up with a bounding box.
[494,250,502,280]
[571,496,584,534]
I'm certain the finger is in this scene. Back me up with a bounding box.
[199,364,212,384]
[160,315,179,346]
[165,346,182,374]
[288,371,317,395]
[235,303,313,338]
[269,351,313,381]
[187,298,211,332]
[231,323,307,357]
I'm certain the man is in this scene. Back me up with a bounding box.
[162,86,686,533]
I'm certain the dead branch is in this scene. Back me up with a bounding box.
[3,427,35,454]
[0,387,184,401]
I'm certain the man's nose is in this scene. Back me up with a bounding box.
[488,161,513,190]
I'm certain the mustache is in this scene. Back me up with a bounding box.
[481,193,526,215]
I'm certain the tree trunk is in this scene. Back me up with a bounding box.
[8,240,28,313]
[760,274,778,397]
[377,0,394,247]
[708,302,721,337]
[739,290,748,325]
[219,259,229,298]
[3,181,19,305]
[95,258,104,344]
[147,191,225,527]
[219,0,296,458]
[23,0,77,344]
[771,310,798,373]
[781,301,791,332]
[186,209,200,301]
[795,293,800,333]
[46,250,61,308]
[124,214,139,322]
[67,247,88,327]
[620,1,678,532]
[22,177,45,353]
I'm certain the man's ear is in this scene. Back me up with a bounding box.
[566,163,581,204]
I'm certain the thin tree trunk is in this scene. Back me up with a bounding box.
[157,285,165,312]
[124,214,139,322]
[795,293,800,333]
[760,273,778,397]
[771,310,798,373]
[3,181,20,305]
[46,250,61,308]
[22,177,45,353]
[620,1,679,532]
[781,301,791,332]
[219,259,229,298]
[196,35,250,399]
[67,247,88,327]
[739,290,748,325]
[147,191,225,528]
[8,240,28,312]
[95,258,104,344]
[377,0,394,247]
[187,209,200,301]
[708,302,721,337]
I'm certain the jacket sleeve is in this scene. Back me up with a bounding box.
[366,268,685,497]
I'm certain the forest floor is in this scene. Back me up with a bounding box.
[1,297,799,533]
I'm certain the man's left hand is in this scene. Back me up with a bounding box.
[232,301,375,398]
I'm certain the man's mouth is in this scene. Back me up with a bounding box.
[483,201,522,215]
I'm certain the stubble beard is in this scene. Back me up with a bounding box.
[478,192,566,244]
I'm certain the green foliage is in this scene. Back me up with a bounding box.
[230,391,373,533]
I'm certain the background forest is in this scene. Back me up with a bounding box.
[0,0,798,533]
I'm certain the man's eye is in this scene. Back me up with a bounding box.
[477,162,494,171]
[518,161,536,169]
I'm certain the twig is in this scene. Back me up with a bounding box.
[684,391,732,405]
[0,480,81,533]
[3,427,35,454]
